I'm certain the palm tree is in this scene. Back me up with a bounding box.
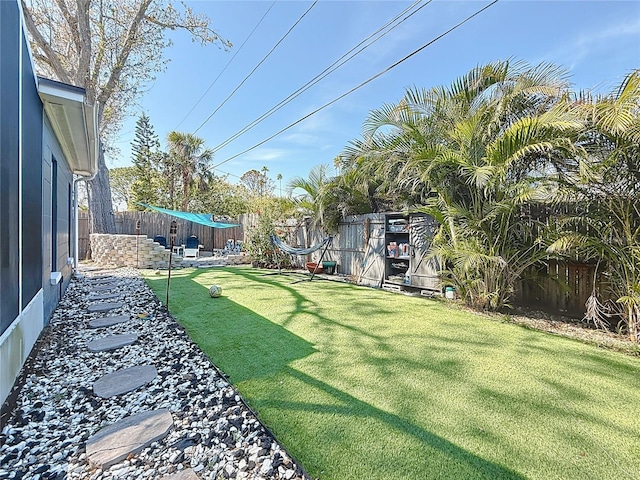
[547,69,640,340]
[166,132,214,211]
[341,60,582,309]
[287,164,332,229]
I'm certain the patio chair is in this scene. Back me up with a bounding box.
[153,235,168,248]
[183,235,203,258]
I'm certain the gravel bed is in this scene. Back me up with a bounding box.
[0,267,310,480]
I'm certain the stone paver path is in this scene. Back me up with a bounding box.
[87,301,124,313]
[89,277,117,285]
[88,292,121,301]
[92,284,118,292]
[88,315,130,328]
[162,468,200,479]
[93,364,158,398]
[86,409,173,469]
[87,333,138,352]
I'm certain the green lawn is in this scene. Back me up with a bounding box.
[143,266,640,480]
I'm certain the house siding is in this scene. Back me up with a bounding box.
[22,28,43,311]
[0,0,22,337]
[1,0,85,405]
[42,117,74,321]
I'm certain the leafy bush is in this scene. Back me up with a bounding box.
[244,199,299,268]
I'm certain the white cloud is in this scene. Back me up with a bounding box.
[281,132,320,146]
[241,148,288,162]
[541,18,640,70]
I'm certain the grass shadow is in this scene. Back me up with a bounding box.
[145,270,317,382]
[272,366,527,479]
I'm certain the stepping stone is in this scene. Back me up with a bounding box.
[87,333,138,352]
[89,315,131,329]
[88,292,121,301]
[88,302,124,313]
[86,409,173,469]
[163,469,200,480]
[93,364,158,398]
[89,277,117,285]
[92,284,118,292]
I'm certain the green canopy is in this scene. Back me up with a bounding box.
[138,203,240,229]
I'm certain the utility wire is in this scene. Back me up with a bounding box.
[193,0,318,134]
[174,1,277,130]
[211,0,500,170]
[210,0,430,153]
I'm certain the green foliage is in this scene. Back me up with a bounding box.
[241,166,275,200]
[338,60,579,310]
[287,164,383,234]
[190,176,249,218]
[131,113,163,209]
[546,70,640,341]
[127,122,250,216]
[243,198,298,267]
[108,166,137,210]
[166,131,215,211]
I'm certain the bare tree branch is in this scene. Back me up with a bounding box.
[90,4,106,90]
[75,0,92,92]
[53,0,79,51]
[97,0,152,106]
[21,0,72,83]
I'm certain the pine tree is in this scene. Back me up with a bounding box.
[130,113,161,209]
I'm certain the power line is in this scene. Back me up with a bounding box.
[193,0,318,134]
[174,1,277,130]
[210,0,431,154]
[211,167,242,180]
[211,0,501,170]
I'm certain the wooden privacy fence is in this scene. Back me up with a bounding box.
[78,211,244,259]
[515,260,609,317]
[79,210,601,318]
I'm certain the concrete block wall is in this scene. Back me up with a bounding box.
[90,234,183,269]
[226,254,250,265]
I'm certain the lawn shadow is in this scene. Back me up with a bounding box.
[225,267,389,342]
[278,366,526,479]
[146,269,318,383]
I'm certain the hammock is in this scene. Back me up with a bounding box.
[269,234,333,283]
[269,235,332,255]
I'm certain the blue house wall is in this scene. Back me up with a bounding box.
[1,0,94,406]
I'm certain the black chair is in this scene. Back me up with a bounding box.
[153,235,167,248]
[184,235,203,258]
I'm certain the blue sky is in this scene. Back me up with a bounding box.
[108,0,640,192]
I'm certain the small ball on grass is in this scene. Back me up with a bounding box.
[209,285,223,298]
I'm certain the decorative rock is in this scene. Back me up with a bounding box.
[87,302,124,313]
[88,315,130,329]
[93,365,158,398]
[86,409,173,469]
[87,333,138,352]
[162,468,200,480]
[0,267,310,480]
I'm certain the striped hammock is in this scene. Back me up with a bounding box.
[270,235,332,256]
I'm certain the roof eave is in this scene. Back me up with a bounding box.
[37,77,99,177]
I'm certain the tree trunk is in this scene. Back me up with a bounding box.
[87,146,116,234]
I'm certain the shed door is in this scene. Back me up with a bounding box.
[358,220,385,288]
[409,214,440,291]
